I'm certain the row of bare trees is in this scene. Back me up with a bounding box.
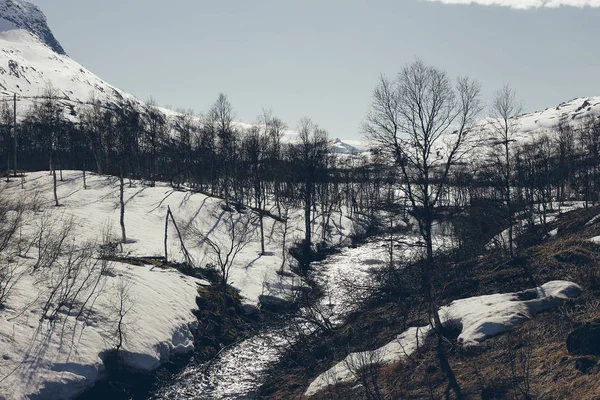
[1,69,600,281]
[362,59,600,398]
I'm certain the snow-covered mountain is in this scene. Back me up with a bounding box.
[0,0,63,54]
[0,0,139,113]
[1,0,598,154]
[478,96,600,144]
[329,137,362,154]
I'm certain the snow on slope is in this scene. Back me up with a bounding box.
[0,171,356,399]
[0,0,142,118]
[2,172,354,305]
[0,262,200,400]
[0,28,130,105]
[0,0,64,55]
[471,96,600,156]
[305,280,582,397]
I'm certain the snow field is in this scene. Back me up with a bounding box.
[0,170,356,399]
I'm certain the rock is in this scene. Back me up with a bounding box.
[566,322,600,356]
[575,357,597,374]
[241,303,259,315]
[258,295,294,312]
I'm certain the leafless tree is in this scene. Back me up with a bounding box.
[276,201,292,273]
[0,197,26,306]
[554,119,575,207]
[195,211,256,287]
[111,276,134,353]
[39,239,106,323]
[290,117,329,271]
[343,347,385,400]
[489,85,522,257]
[207,93,237,205]
[363,60,482,330]
[32,212,73,272]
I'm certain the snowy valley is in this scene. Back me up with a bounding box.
[1,0,600,399]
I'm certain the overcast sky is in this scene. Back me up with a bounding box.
[28,0,600,140]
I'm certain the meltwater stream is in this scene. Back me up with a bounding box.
[150,237,423,400]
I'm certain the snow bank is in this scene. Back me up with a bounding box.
[588,236,600,244]
[0,171,355,306]
[585,214,600,227]
[305,280,581,397]
[0,263,201,400]
[442,280,581,345]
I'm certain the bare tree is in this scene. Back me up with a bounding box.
[111,276,134,353]
[554,119,575,207]
[244,119,268,255]
[343,347,385,400]
[277,201,292,273]
[289,118,329,271]
[196,212,256,287]
[363,60,482,331]
[119,173,126,243]
[0,197,26,307]
[489,85,522,257]
[207,93,237,205]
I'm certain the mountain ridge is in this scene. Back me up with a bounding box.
[0,0,64,54]
[0,2,598,153]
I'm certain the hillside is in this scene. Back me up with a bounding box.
[0,0,141,115]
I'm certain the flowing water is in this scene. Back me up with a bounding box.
[150,236,427,399]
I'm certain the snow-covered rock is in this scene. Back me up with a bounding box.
[305,280,581,397]
[588,236,600,245]
[0,0,64,54]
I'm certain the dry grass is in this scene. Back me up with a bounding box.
[261,206,600,399]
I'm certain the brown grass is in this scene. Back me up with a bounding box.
[261,206,600,399]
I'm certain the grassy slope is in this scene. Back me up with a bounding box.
[261,205,600,399]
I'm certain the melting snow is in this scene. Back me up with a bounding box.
[305,280,581,397]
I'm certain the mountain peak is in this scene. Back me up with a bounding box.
[329,138,361,154]
[0,0,65,55]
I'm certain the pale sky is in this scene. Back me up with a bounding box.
[28,0,600,139]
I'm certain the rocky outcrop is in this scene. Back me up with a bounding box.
[0,0,65,54]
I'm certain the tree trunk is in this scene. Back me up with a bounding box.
[303,185,312,271]
[259,212,265,255]
[164,206,169,262]
[120,171,126,243]
[280,218,288,273]
[424,217,443,331]
[52,161,59,206]
[437,335,463,399]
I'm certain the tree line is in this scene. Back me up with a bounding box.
[1,70,600,276]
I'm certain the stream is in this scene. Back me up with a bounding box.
[78,231,442,400]
[149,235,429,399]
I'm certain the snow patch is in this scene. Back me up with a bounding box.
[305,280,581,397]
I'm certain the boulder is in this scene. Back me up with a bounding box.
[241,303,260,315]
[258,295,294,312]
[575,357,597,374]
[566,322,600,356]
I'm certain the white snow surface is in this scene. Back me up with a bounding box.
[305,280,581,397]
[0,262,200,400]
[0,170,356,399]
[588,236,600,244]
